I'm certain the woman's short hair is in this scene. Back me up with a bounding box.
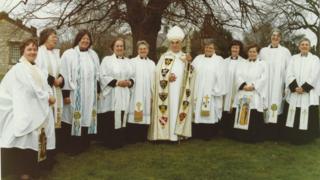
[246,43,260,53]
[20,38,38,55]
[137,40,149,49]
[298,37,311,46]
[110,37,126,51]
[73,29,93,48]
[39,28,57,46]
[271,28,282,37]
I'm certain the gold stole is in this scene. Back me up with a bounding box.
[134,102,143,122]
[234,95,252,130]
[157,54,175,135]
[175,61,194,137]
[38,127,47,162]
[201,95,210,116]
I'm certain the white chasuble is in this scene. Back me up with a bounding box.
[0,57,55,152]
[285,53,320,130]
[223,56,245,112]
[260,45,291,123]
[192,54,226,124]
[36,45,63,128]
[128,56,155,125]
[98,54,134,129]
[60,46,100,136]
[148,51,193,141]
[233,59,268,130]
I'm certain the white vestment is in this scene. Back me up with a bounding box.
[0,57,55,151]
[260,45,291,123]
[128,56,155,125]
[148,51,190,141]
[285,53,320,130]
[98,54,134,129]
[60,46,100,128]
[192,54,226,124]
[223,56,245,112]
[36,45,63,127]
[233,59,268,112]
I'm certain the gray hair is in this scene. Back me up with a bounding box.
[137,40,150,49]
[298,37,311,46]
[271,28,282,37]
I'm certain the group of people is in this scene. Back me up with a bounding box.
[1,25,320,179]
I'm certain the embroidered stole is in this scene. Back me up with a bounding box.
[157,54,175,136]
[234,94,252,130]
[71,50,98,136]
[286,93,309,130]
[175,61,194,137]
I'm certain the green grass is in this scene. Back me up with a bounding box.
[4,138,320,180]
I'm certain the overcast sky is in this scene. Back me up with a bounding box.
[0,0,317,46]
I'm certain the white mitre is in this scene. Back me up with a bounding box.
[166,26,185,42]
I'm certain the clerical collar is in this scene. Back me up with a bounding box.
[270,45,279,48]
[79,48,89,52]
[116,55,125,59]
[301,53,308,57]
[205,55,212,58]
[248,59,256,62]
[231,56,238,60]
[139,56,147,60]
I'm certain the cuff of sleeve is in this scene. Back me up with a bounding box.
[301,82,313,93]
[128,79,134,88]
[289,79,298,92]
[239,82,247,90]
[58,74,65,88]
[47,75,55,87]
[108,79,117,88]
[62,90,70,98]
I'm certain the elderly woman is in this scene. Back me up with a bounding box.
[231,44,268,143]
[98,38,134,149]
[282,38,320,144]
[127,40,155,143]
[60,30,100,154]
[0,38,55,179]
[36,28,65,151]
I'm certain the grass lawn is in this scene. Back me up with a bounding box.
[4,137,320,180]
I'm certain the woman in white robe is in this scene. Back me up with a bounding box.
[231,44,268,143]
[127,40,155,143]
[259,29,292,140]
[36,28,65,151]
[192,41,226,140]
[60,30,100,154]
[0,38,55,179]
[221,40,245,138]
[98,38,134,149]
[282,38,320,144]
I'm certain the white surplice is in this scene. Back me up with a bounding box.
[36,45,63,126]
[148,51,187,141]
[223,56,245,112]
[128,56,155,125]
[260,45,291,123]
[98,54,134,129]
[0,57,55,151]
[285,53,320,130]
[233,59,268,112]
[60,46,100,127]
[192,54,226,124]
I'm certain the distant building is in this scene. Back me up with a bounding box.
[0,11,37,76]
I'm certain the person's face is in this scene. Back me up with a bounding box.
[138,44,149,58]
[45,33,58,50]
[204,44,215,56]
[271,32,281,45]
[248,47,258,60]
[231,45,240,57]
[169,40,182,53]
[113,40,125,56]
[78,34,91,50]
[23,43,38,63]
[299,40,310,54]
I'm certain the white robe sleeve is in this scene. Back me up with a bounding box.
[252,61,268,98]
